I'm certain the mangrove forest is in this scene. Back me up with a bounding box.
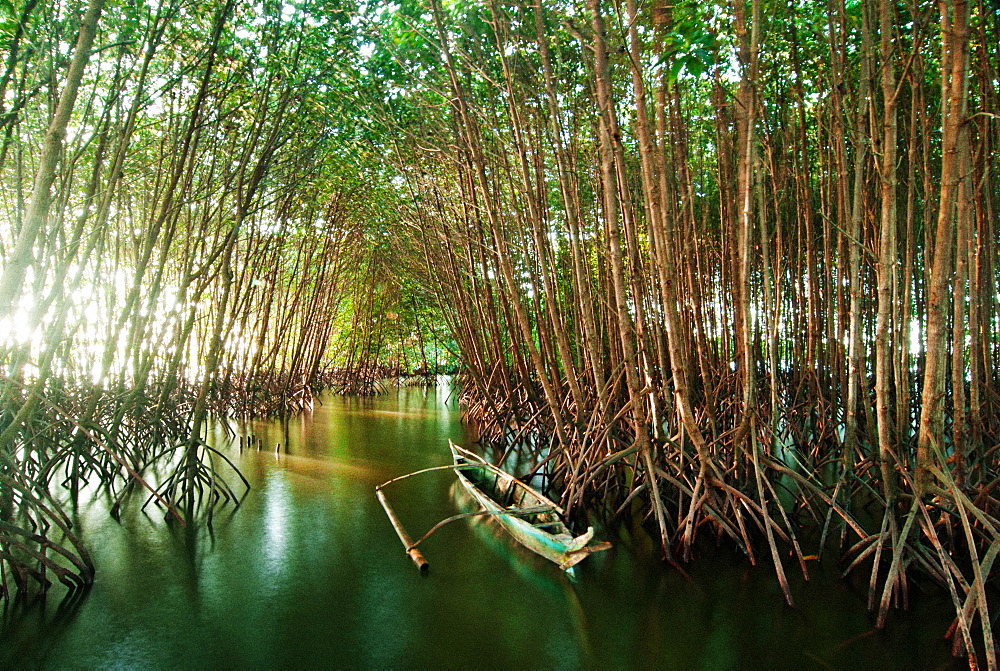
[1,0,999,666]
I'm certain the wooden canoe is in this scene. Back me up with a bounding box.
[449,440,610,571]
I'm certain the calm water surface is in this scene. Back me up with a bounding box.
[1,386,958,668]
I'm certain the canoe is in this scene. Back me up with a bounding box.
[449,440,609,571]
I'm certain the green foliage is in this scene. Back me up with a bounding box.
[0,0,15,38]
[657,2,719,83]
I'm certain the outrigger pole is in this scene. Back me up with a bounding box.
[375,463,479,572]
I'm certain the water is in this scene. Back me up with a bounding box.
[1,385,959,668]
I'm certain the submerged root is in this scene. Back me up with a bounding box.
[456,376,999,668]
[0,374,261,601]
[142,439,250,523]
[0,472,94,600]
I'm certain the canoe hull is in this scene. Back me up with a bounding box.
[450,441,607,570]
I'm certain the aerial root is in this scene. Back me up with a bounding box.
[0,472,95,600]
[142,439,250,521]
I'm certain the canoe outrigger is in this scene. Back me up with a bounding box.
[375,441,610,572]
[448,441,610,571]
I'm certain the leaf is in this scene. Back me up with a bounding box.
[667,58,685,84]
[0,0,15,38]
[685,56,705,79]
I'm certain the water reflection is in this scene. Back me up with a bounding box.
[0,385,961,669]
[261,472,292,586]
[453,480,595,666]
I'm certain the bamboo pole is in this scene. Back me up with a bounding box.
[375,488,429,572]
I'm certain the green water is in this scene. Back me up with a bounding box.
[1,386,958,668]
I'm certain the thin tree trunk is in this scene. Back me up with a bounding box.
[875,0,900,501]
[915,0,970,494]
